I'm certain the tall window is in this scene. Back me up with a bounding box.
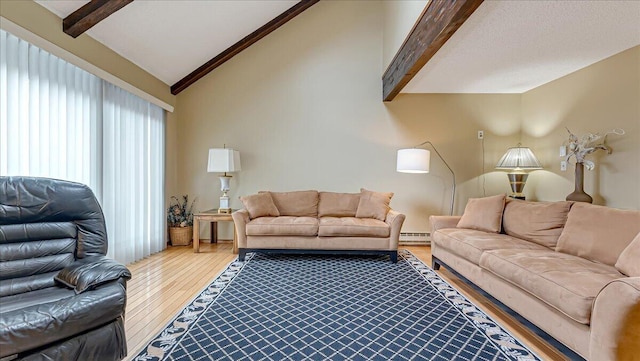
[0,29,165,264]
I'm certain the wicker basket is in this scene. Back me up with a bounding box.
[169,226,193,246]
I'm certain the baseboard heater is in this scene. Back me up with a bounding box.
[399,232,430,245]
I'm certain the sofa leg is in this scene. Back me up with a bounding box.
[432,257,441,270]
[238,249,246,261]
[390,252,398,263]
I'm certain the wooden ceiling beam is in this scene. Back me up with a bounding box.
[382,0,484,101]
[171,0,319,95]
[63,0,134,38]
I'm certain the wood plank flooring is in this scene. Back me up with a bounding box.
[124,244,566,361]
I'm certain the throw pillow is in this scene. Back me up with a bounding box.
[556,203,640,266]
[266,190,319,217]
[355,188,393,221]
[318,192,360,217]
[457,194,506,233]
[502,199,573,248]
[240,193,280,219]
[615,232,640,276]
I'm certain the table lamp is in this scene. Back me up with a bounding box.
[495,144,542,199]
[207,147,241,213]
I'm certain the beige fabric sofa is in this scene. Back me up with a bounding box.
[430,195,640,361]
[232,190,405,262]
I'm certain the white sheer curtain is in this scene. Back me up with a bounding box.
[0,29,101,188]
[102,83,165,263]
[0,29,165,264]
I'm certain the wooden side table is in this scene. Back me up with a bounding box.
[193,209,237,254]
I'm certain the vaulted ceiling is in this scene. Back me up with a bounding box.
[35,0,640,98]
[404,0,640,94]
[36,0,305,93]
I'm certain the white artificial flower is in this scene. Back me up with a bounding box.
[564,128,624,170]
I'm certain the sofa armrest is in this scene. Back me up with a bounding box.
[590,277,640,361]
[232,209,250,248]
[429,215,461,233]
[385,210,406,249]
[55,256,131,294]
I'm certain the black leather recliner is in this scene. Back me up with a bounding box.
[0,176,131,361]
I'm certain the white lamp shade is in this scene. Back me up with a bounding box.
[397,148,430,173]
[207,148,241,172]
[495,146,542,170]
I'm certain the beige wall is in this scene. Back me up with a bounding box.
[382,0,428,71]
[384,94,520,222]
[0,0,174,109]
[174,1,521,237]
[522,46,640,210]
[175,1,639,240]
[10,0,634,239]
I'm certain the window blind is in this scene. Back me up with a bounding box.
[0,29,166,264]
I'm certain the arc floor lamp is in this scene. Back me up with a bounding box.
[397,141,456,215]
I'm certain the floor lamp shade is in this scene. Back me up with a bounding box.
[397,149,430,173]
[207,148,241,213]
[396,142,455,216]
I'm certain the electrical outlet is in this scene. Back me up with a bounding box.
[477,130,484,139]
[560,160,567,171]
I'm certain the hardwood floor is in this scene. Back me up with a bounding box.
[124,243,566,361]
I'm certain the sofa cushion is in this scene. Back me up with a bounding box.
[432,228,548,265]
[502,199,573,248]
[267,191,319,217]
[480,249,623,325]
[556,203,640,266]
[318,217,390,238]
[246,216,318,236]
[355,189,393,221]
[240,193,280,219]
[457,194,506,233]
[616,232,640,276]
[318,192,360,217]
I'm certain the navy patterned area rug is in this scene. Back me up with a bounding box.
[133,250,542,361]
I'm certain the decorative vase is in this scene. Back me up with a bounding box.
[566,162,593,203]
[169,226,193,246]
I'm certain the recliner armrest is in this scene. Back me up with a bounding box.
[55,256,131,294]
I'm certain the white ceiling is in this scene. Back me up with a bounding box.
[36,0,640,93]
[36,0,298,85]
[405,0,640,93]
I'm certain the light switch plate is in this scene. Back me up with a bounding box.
[559,145,567,157]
